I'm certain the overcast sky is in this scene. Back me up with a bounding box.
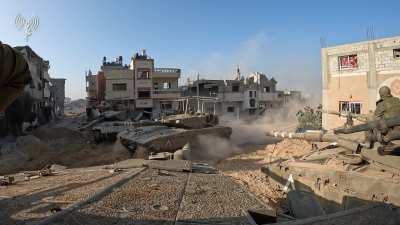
[2,0,400,99]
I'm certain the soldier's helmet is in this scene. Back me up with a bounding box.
[379,86,392,99]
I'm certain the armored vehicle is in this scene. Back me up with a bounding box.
[91,120,158,143]
[262,121,400,224]
[118,125,232,158]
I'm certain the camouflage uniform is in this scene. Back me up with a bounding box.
[0,41,32,112]
[374,86,400,119]
[372,86,400,155]
[0,41,32,136]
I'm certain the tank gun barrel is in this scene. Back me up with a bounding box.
[266,130,361,151]
[334,116,400,134]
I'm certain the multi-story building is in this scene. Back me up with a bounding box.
[322,35,400,129]
[14,46,52,110]
[85,70,98,107]
[183,69,290,118]
[50,78,66,116]
[152,68,181,117]
[102,56,134,110]
[90,50,181,118]
[85,69,106,107]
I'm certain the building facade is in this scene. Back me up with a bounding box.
[15,46,52,110]
[50,78,66,116]
[183,69,290,118]
[103,56,134,110]
[322,36,400,129]
[88,51,181,118]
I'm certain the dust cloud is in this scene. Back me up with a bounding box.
[196,101,308,160]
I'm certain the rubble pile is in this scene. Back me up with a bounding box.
[0,127,131,175]
[216,139,313,210]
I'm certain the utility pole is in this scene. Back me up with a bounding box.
[197,73,200,113]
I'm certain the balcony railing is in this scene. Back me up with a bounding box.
[154,68,181,73]
[153,89,181,94]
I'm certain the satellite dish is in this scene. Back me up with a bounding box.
[15,14,40,42]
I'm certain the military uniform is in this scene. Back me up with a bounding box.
[0,41,32,112]
[372,86,400,155]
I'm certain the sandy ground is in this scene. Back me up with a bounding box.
[0,119,131,175]
[215,139,313,211]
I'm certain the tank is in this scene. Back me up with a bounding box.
[91,120,158,142]
[263,128,400,224]
[161,112,218,129]
[118,125,232,158]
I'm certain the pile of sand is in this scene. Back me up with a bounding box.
[0,127,131,175]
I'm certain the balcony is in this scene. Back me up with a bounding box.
[153,89,181,99]
[217,92,244,102]
[153,68,181,79]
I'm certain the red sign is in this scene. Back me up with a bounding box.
[339,55,358,69]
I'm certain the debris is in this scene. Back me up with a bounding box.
[108,168,123,173]
[50,206,62,214]
[191,163,217,174]
[149,152,173,160]
[150,204,169,211]
[157,170,172,176]
[0,176,14,186]
[49,164,67,172]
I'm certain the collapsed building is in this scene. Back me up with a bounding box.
[182,68,302,118]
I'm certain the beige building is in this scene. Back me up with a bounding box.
[322,36,400,129]
[103,56,134,110]
[98,51,181,118]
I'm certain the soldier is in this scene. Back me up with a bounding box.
[373,86,400,155]
[374,86,400,119]
[0,41,32,112]
[0,41,32,136]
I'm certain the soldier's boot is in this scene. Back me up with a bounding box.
[377,142,397,156]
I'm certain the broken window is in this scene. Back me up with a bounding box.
[232,84,239,92]
[264,87,270,92]
[112,83,127,91]
[138,69,150,79]
[338,54,358,70]
[227,106,235,113]
[394,49,400,59]
[138,90,151,98]
[339,101,362,114]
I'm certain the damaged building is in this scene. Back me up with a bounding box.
[0,46,66,136]
[86,50,181,119]
[182,68,301,118]
[49,78,66,116]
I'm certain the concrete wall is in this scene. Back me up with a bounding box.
[322,36,400,129]
[104,68,134,101]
